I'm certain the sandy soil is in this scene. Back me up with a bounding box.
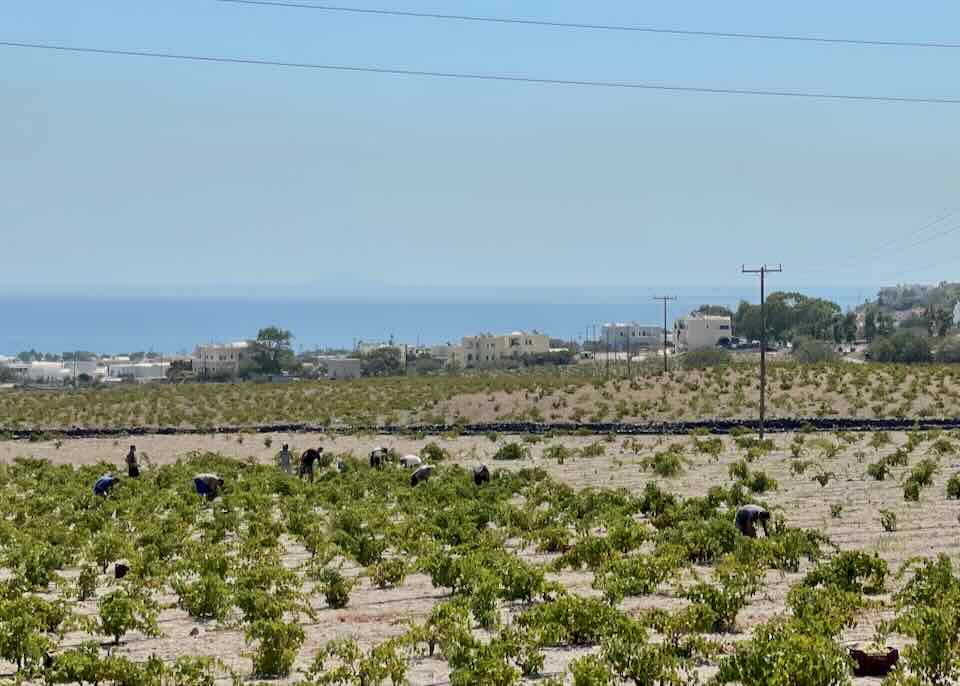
[3,430,957,684]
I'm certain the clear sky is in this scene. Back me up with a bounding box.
[3,1,959,296]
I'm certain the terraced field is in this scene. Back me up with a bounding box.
[4,361,960,432]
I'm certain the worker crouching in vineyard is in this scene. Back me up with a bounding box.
[735,504,770,538]
[299,447,323,482]
[194,473,224,500]
[93,473,118,497]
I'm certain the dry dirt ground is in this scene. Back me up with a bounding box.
[2,430,958,684]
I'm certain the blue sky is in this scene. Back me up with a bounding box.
[3,1,959,296]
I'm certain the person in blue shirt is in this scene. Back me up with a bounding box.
[194,473,224,499]
[94,474,118,497]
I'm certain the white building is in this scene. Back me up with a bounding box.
[600,323,665,351]
[953,301,960,327]
[106,361,170,382]
[674,313,733,351]
[5,361,71,383]
[317,356,364,380]
[194,342,249,378]
[460,331,550,367]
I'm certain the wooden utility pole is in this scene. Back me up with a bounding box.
[626,324,631,378]
[604,325,610,378]
[742,264,782,439]
[653,296,677,374]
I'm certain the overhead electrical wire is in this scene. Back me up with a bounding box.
[799,210,958,274]
[215,0,960,50]
[3,40,960,105]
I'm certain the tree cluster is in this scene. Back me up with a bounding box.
[734,292,843,343]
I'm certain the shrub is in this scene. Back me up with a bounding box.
[316,567,356,609]
[579,442,606,458]
[76,564,98,601]
[885,555,960,684]
[648,449,684,478]
[713,617,854,685]
[544,444,571,464]
[880,509,898,532]
[308,637,407,686]
[516,595,621,646]
[681,348,730,369]
[98,587,160,645]
[787,585,863,637]
[867,461,890,481]
[172,573,233,621]
[246,619,304,678]
[947,473,960,499]
[802,551,888,595]
[868,332,932,363]
[681,559,762,632]
[421,442,448,463]
[569,654,614,686]
[370,559,407,589]
[935,337,960,363]
[909,458,939,487]
[592,552,683,603]
[792,337,838,364]
[493,443,528,461]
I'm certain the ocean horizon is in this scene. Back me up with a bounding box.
[0,287,874,356]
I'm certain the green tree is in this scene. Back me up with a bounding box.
[696,304,734,317]
[925,306,952,337]
[842,312,858,343]
[252,327,295,375]
[864,309,877,341]
[361,348,403,377]
[868,332,932,364]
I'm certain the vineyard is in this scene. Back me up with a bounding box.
[1,426,960,684]
[5,362,960,431]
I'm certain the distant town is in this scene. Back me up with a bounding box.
[5,282,960,386]
[0,310,735,386]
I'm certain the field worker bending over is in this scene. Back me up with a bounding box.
[194,473,224,499]
[411,465,433,487]
[474,464,491,486]
[299,447,323,482]
[370,447,387,469]
[278,444,293,475]
[125,445,140,478]
[94,474,118,497]
[735,504,771,538]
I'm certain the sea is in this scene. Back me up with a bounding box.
[0,287,874,356]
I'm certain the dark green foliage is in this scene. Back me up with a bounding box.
[868,332,933,363]
[803,551,888,595]
[493,443,529,461]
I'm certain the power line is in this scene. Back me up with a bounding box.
[216,0,960,51]
[800,210,958,274]
[4,40,960,105]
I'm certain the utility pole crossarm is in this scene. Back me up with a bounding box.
[653,295,678,374]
